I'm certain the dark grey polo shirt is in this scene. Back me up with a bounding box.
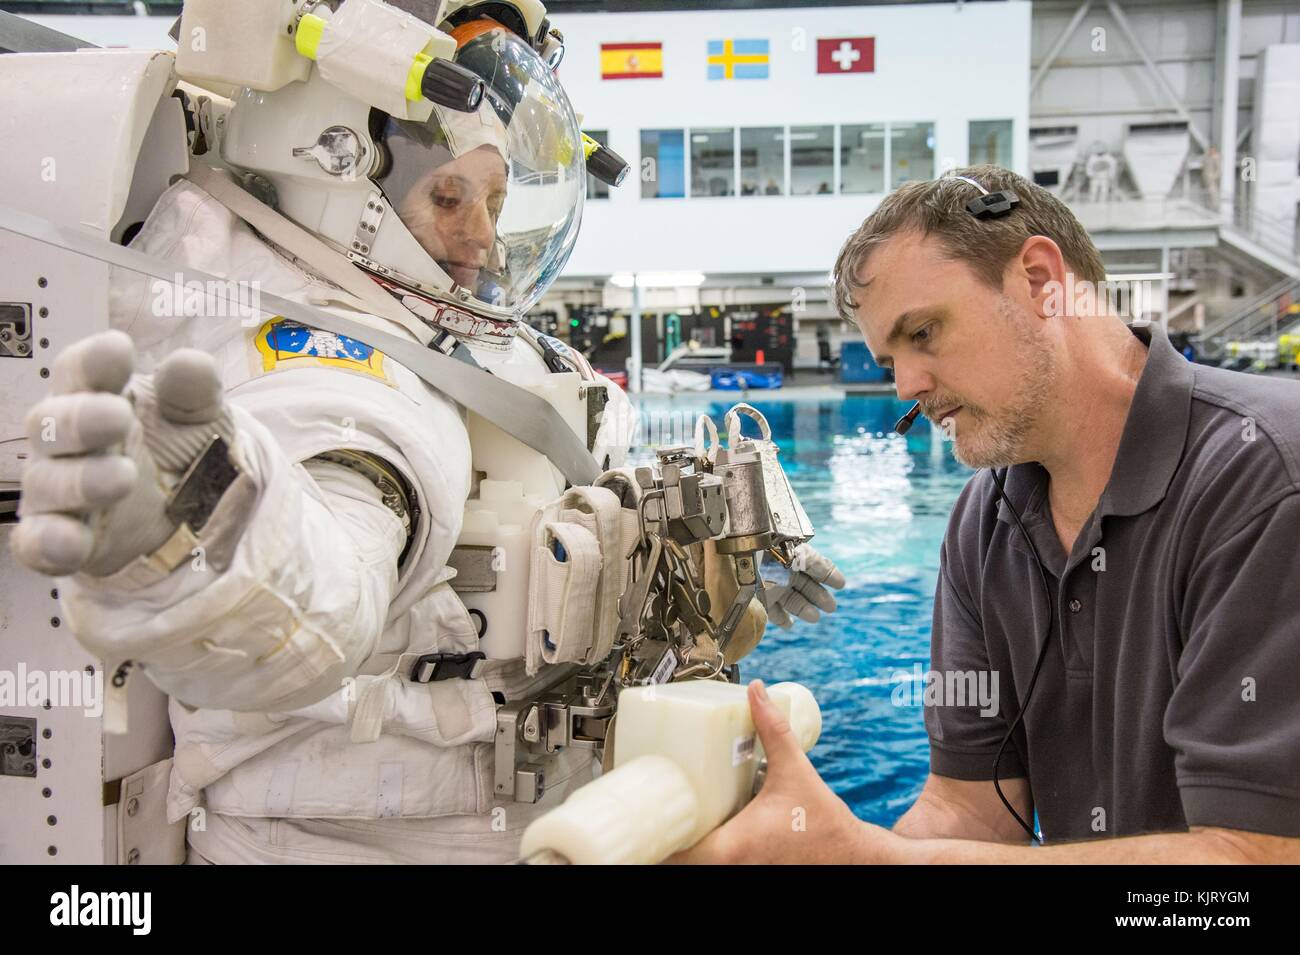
[925,323,1300,841]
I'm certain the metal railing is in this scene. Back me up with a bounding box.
[1196,276,1300,355]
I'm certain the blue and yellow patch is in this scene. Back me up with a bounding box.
[253,319,392,384]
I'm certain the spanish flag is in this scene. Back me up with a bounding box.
[601,42,664,80]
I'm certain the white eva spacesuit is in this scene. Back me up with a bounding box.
[93,184,619,864]
[3,0,845,865]
[9,0,638,863]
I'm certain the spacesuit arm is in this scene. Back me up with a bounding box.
[59,416,407,714]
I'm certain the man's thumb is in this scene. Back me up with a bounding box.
[748,680,805,767]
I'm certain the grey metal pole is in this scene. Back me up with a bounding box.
[630,273,643,393]
[1161,244,1171,331]
[1218,0,1242,222]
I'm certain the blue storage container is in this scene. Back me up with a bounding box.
[711,367,784,390]
[840,341,890,383]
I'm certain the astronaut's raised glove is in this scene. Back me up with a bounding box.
[11,330,240,578]
[763,543,846,629]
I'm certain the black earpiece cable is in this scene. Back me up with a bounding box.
[988,466,1054,845]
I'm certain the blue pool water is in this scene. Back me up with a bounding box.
[629,392,972,827]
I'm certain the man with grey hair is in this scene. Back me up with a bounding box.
[674,165,1300,864]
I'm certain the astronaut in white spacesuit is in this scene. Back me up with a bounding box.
[7,0,844,864]
[10,3,623,864]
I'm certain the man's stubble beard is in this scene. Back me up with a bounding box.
[950,296,1058,470]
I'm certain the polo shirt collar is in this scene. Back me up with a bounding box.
[1097,322,1194,517]
[995,322,1194,529]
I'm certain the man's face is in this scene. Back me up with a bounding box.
[853,230,1057,468]
[397,145,508,292]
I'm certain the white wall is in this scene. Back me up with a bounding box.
[1251,43,1300,244]
[557,1,1031,277]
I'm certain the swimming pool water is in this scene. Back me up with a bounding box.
[629,393,972,827]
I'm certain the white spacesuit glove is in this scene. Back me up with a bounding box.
[762,542,847,629]
[11,329,239,578]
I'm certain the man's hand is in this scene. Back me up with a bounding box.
[664,684,1299,864]
[12,330,238,577]
[764,543,846,629]
[669,680,900,864]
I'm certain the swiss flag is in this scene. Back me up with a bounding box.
[817,37,875,74]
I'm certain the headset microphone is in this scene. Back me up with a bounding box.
[895,403,922,435]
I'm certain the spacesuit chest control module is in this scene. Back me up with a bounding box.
[0,0,843,865]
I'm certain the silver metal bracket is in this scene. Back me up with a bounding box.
[351,190,386,258]
[494,677,614,804]
[0,716,37,777]
[0,301,32,357]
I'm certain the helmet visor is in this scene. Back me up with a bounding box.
[377,26,585,314]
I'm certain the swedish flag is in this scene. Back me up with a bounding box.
[707,39,770,80]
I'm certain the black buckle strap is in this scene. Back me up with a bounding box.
[409,651,486,683]
[536,334,571,373]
